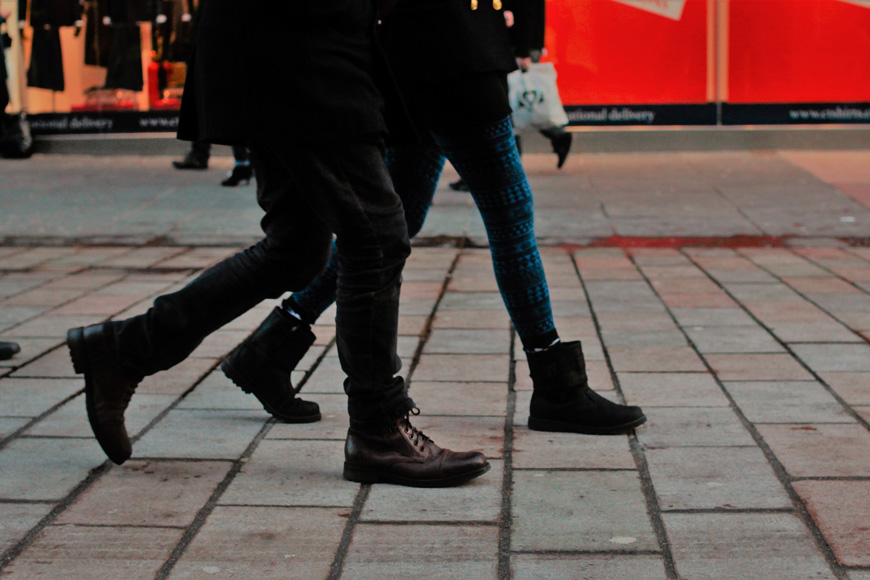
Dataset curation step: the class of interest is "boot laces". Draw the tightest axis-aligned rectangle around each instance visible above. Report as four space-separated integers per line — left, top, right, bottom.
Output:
400 409 430 452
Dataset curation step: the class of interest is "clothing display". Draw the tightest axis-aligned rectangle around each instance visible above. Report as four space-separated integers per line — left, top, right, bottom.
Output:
104 24 143 91
27 26 65 91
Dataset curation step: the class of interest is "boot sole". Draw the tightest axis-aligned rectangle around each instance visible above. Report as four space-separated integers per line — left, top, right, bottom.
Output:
528 414 647 435
67 327 131 465
221 359 322 424
343 461 491 488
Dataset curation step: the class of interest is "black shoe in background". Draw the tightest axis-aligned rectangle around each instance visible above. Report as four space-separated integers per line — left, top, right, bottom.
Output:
221 164 253 186
0 341 20 361
449 178 469 192
172 151 209 170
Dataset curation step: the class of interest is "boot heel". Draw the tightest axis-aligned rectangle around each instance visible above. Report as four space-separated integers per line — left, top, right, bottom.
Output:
343 463 381 484
67 327 87 375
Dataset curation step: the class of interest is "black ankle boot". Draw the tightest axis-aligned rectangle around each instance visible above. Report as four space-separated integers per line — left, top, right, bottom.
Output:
172 151 209 170
526 341 646 435
221 307 321 423
221 164 253 187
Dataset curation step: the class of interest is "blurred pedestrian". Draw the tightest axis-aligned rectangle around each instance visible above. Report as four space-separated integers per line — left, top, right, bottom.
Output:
221 0 645 438
66 0 490 489
173 140 253 186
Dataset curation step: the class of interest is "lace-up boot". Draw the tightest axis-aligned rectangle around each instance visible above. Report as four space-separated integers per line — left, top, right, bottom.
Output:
67 324 140 464
343 413 490 487
222 307 320 423
527 341 646 435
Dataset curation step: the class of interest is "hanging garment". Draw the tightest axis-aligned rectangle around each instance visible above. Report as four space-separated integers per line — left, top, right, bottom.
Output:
104 24 143 90
30 0 82 28
27 26 65 91
84 0 111 66
108 0 155 24
1 17 9 111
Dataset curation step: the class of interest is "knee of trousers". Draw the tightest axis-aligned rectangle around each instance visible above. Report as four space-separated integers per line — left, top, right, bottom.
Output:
246 237 333 296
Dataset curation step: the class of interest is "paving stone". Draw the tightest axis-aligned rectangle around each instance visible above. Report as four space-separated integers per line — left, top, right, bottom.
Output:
398 314 428 336
6 314 99 339
411 415 506 460
2 525 183 580
769 322 864 343
0 377 82 417
57 460 231 527
0 438 106 500
646 447 790 510
342 523 497 580
0 417 29 439
362 460 502 522
512 470 657 552
723 381 854 423
608 346 706 372
706 353 815 381
9 347 79 378
783 277 862 294
26 393 176 438
847 572 870 580
168 506 345 579
176 370 264 411
512 427 636 470
758 424 870 477
793 480 870 567
190 329 251 359
407 381 507 416
511 554 668 580
302 355 355 394
791 343 870 372
51 294 145 316
618 372 729 407
602 330 689 347
685 325 785 353
137 357 218 396
637 407 756 448
3 287 87 307
597 311 680 332
266 394 349 441
133 409 267 460
423 328 511 354
220 439 357 507
0 503 53 554
413 354 510 383
856 406 870 422
0 337 63 369
669 307 761 327
438 291 506 311
664 513 835 580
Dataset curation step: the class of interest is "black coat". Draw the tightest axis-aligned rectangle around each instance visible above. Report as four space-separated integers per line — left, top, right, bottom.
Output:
178 0 386 145
379 0 516 82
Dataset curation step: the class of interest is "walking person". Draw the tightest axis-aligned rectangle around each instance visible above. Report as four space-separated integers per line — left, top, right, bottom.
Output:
66 0 490 488
173 140 254 186
221 0 645 436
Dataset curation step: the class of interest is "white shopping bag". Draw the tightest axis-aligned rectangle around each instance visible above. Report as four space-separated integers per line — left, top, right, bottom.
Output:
508 62 570 133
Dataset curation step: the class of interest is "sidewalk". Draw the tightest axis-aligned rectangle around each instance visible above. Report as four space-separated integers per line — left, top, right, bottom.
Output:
1 149 869 579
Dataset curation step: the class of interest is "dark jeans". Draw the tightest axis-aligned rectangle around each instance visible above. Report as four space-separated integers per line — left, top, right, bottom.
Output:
110 137 414 427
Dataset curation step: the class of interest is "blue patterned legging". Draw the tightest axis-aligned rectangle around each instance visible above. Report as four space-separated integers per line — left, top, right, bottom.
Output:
286 116 557 350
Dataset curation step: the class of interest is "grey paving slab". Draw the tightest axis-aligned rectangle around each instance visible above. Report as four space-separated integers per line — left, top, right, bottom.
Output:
607 346 707 372
411 415 506 460
669 307 762 328
25 393 177 438
266 394 349 441
412 354 510 383
768 322 864 343
723 381 855 424
0 503 53 554
362 460 502 522
601 330 689 347
794 480 870 567
511 555 668 580
0 417 28 439
1 525 184 580
302 355 355 394
137 357 218 396
439 291 507 311
167 506 346 580
5 314 99 339
757 424 870 478
220 439 357 507
512 470 657 552
9 347 78 378
0 437 106 500
664 513 836 580
706 353 815 381
618 372 730 408
0 377 82 417
685 325 785 354
512 427 636 470
636 407 756 448
407 381 507 416
422 328 511 355
646 447 790 511
791 343 870 372
176 370 264 411
342 523 498 580
57 460 231 527
132 409 267 460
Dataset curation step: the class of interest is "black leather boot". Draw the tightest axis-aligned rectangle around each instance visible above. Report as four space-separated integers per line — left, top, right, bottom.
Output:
221 307 321 423
221 164 253 186
343 413 491 487
172 151 209 170
67 325 139 464
527 341 646 435
0 341 20 360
